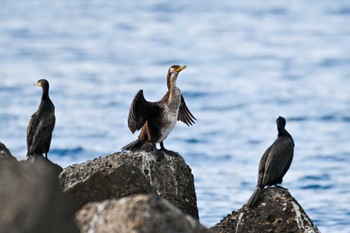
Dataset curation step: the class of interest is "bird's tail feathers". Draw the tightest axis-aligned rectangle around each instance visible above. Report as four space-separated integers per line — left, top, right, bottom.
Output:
246 187 263 208
122 139 144 152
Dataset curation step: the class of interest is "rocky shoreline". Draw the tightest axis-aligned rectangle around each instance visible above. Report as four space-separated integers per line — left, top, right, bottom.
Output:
0 142 320 233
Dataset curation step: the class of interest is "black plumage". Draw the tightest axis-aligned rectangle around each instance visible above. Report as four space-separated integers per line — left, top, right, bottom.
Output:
26 79 56 159
122 65 196 159
246 116 294 207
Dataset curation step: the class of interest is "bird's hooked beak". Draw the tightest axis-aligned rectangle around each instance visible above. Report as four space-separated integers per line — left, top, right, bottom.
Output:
34 80 42 87
175 65 187 73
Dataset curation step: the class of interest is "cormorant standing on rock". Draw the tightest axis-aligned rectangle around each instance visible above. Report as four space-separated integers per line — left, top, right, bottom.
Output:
246 116 294 208
26 79 56 159
122 65 196 160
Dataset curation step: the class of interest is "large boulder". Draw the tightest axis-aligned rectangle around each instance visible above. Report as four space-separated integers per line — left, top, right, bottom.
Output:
210 187 320 233
0 160 79 233
59 151 199 219
76 194 210 233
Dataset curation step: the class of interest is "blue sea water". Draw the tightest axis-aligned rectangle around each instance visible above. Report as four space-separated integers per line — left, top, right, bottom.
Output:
1 0 350 231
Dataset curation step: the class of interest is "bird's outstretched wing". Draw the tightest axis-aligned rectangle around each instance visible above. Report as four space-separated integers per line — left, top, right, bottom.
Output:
178 95 196 126
127 90 160 133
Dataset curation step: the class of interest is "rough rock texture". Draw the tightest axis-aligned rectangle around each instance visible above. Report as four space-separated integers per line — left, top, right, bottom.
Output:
0 160 79 233
211 187 320 233
76 194 210 233
0 142 16 161
61 162 155 208
59 151 199 219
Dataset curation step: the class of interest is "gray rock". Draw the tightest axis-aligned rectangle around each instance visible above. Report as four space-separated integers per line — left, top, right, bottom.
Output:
61 162 155 208
210 187 320 233
0 160 79 233
0 142 16 161
59 151 199 219
76 194 211 233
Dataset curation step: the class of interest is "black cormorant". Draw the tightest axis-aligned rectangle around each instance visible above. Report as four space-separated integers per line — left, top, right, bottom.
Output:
26 79 56 159
122 65 196 159
246 116 294 207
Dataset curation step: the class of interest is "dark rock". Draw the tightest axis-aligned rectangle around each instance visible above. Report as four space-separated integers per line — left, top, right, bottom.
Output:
210 187 320 233
59 151 199 219
0 142 16 161
76 194 211 233
0 160 79 233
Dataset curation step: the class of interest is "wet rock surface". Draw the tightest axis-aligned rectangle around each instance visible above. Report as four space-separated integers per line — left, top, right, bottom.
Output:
210 187 320 233
59 151 199 219
0 159 78 233
76 194 210 233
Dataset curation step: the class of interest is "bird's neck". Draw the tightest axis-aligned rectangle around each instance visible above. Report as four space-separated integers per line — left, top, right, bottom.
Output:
167 73 178 89
278 127 289 137
166 73 179 103
41 86 50 100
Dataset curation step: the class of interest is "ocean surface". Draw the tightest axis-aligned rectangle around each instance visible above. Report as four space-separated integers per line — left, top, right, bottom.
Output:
1 0 350 231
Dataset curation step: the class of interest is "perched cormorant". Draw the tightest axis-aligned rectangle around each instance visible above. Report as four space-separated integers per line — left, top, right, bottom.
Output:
246 116 294 208
26 79 56 159
122 65 196 160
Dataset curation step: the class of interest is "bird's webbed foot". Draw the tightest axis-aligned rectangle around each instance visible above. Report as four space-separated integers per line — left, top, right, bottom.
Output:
274 184 288 190
161 148 179 157
155 149 165 161
159 142 179 157
141 143 167 161
147 143 164 161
